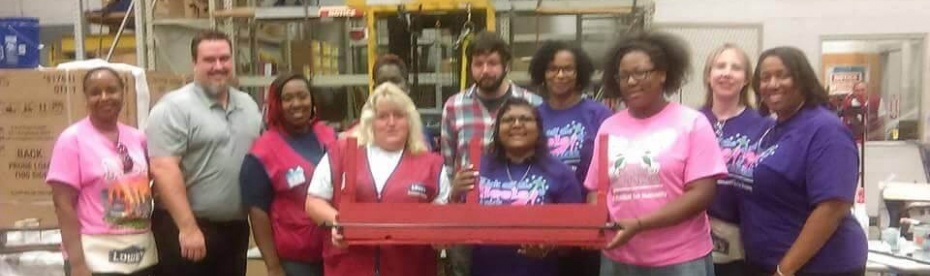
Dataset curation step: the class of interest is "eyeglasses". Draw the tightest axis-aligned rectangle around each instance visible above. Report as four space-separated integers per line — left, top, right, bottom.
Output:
500 115 537 126
617 69 655 82
546 66 576 76
116 141 133 174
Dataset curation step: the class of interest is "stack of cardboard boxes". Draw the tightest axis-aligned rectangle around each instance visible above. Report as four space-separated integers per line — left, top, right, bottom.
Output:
288 40 340 77
0 69 187 236
313 41 340 76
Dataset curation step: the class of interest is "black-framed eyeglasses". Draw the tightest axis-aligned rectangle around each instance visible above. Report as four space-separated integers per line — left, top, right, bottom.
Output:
116 141 133 174
545 66 577 76
500 115 537 126
617 69 655 82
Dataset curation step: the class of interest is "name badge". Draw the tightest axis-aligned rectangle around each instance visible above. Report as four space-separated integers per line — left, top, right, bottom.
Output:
407 183 428 199
286 166 306 189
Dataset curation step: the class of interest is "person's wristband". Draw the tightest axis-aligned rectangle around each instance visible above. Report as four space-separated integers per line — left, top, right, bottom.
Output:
776 265 792 276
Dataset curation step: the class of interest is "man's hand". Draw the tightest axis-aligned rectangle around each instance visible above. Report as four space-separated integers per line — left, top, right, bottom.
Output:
179 226 206 261
452 165 478 199
605 218 642 250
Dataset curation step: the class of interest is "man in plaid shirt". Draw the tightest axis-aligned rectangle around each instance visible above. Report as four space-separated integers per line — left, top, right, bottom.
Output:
441 31 542 190
440 31 542 276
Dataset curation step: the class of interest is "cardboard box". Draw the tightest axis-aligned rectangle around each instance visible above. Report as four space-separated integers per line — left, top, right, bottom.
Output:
110 51 137 66
0 69 186 229
311 41 322 54
287 40 313 77
154 0 187 18
0 69 136 222
154 0 209 19
146 72 189 106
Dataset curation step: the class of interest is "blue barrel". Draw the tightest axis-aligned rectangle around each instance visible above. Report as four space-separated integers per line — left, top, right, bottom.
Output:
0 17 40 68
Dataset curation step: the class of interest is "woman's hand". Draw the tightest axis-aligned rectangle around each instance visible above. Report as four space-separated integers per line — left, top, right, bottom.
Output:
331 224 348 248
605 218 643 249
451 165 478 199
517 245 554 259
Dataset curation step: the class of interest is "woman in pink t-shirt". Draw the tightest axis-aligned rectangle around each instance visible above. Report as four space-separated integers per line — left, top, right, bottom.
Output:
583 32 727 275
46 67 157 276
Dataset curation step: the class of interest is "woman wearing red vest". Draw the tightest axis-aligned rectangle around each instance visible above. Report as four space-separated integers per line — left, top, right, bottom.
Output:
305 82 451 276
240 74 336 276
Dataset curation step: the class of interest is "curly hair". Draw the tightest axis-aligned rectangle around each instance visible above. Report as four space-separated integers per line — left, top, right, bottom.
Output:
264 73 315 131
751 46 828 116
601 31 692 98
528 41 595 93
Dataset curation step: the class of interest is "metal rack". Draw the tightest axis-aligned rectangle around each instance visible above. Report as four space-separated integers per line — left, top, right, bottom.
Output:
71 0 650 76
68 0 650 120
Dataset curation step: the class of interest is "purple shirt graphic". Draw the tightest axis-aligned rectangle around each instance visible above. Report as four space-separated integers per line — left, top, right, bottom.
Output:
539 99 613 186
741 106 867 273
699 107 772 223
471 153 583 276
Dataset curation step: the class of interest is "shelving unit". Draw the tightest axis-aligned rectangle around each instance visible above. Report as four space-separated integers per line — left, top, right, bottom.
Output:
63 0 650 122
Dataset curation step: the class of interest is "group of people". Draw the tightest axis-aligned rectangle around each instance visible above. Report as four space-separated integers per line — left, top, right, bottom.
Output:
46 28 867 276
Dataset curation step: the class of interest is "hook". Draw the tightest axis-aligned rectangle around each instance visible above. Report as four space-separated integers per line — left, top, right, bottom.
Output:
462 2 475 33
466 3 472 23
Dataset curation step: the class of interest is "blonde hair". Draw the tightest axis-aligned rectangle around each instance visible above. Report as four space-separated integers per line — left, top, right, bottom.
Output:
702 43 754 108
354 82 428 154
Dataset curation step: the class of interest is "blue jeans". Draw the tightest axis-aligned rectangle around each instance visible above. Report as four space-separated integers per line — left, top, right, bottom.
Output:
281 260 323 276
600 253 714 276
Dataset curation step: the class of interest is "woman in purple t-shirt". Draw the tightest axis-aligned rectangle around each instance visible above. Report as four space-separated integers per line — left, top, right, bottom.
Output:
451 98 584 276
530 40 613 276
699 44 771 276
741 47 867 276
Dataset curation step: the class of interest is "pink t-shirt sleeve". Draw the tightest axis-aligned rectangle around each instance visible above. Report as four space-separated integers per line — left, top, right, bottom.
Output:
583 120 611 191
684 116 727 184
46 130 81 189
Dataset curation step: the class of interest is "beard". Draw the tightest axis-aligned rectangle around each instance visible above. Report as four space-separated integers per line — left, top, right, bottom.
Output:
202 82 229 98
475 74 506 94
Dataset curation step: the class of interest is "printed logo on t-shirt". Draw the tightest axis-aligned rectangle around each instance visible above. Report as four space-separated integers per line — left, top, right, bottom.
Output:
100 157 152 230
108 245 146 264
717 133 772 191
546 121 586 171
606 130 676 202
479 175 549 206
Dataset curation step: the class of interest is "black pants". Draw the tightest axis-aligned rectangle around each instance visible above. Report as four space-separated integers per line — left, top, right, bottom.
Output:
558 248 600 276
747 263 865 276
714 261 747 276
152 208 250 276
64 261 155 276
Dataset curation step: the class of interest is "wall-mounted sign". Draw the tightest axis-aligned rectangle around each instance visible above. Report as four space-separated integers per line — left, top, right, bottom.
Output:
827 65 867 95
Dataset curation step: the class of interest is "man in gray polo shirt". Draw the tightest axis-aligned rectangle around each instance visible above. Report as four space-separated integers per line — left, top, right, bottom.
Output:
146 30 261 276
